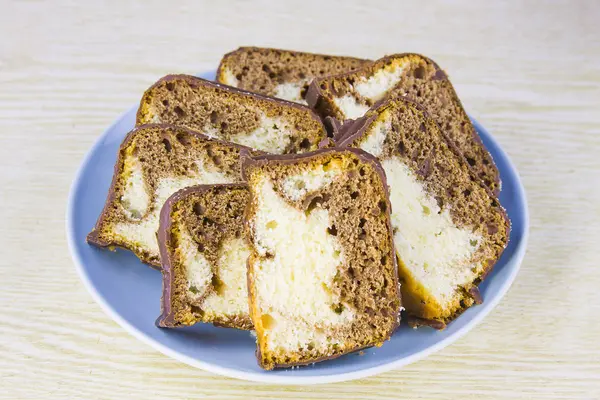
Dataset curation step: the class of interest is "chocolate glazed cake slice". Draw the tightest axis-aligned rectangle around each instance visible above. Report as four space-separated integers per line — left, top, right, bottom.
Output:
157 184 252 329
337 98 509 328
87 124 257 267
306 53 500 194
137 75 328 154
217 47 370 104
242 148 401 370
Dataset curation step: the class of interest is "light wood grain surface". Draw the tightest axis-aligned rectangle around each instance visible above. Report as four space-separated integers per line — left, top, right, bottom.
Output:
1 0 599 398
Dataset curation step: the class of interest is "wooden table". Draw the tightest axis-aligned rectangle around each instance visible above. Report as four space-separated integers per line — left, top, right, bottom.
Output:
2 1 599 398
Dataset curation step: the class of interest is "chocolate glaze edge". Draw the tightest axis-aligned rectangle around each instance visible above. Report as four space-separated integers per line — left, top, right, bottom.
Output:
216 47 371 85
135 74 328 136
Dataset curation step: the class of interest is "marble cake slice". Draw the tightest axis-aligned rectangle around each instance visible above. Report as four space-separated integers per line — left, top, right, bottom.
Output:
87 124 255 267
216 47 370 105
242 148 401 370
306 53 500 194
157 184 252 330
337 98 509 328
137 75 328 154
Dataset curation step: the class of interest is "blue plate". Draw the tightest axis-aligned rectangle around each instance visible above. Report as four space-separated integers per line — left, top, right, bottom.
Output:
66 71 529 384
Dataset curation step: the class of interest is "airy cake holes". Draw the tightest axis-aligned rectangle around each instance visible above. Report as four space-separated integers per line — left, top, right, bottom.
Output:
174 106 185 118
299 138 311 150
193 202 204 216
413 66 426 79
175 133 189 145
162 139 172 153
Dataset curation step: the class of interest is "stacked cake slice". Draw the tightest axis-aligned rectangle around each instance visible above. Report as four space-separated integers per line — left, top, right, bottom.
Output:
242 149 400 369
87 124 250 267
337 98 509 327
89 77 328 266
137 75 327 154
217 47 370 104
87 46 509 370
157 184 252 329
306 53 501 194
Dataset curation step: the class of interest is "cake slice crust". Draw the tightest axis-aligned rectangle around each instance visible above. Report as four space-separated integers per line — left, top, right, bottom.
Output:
242 148 400 369
157 184 252 330
137 75 327 154
87 124 254 267
217 47 370 104
306 53 500 194
338 98 509 327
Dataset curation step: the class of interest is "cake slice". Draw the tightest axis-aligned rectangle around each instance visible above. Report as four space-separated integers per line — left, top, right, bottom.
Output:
87 124 255 267
306 53 500 194
137 75 327 154
337 98 509 328
216 47 370 104
157 184 252 329
242 148 400 369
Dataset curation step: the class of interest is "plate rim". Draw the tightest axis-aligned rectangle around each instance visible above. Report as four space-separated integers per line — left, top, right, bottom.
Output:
66 100 529 385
